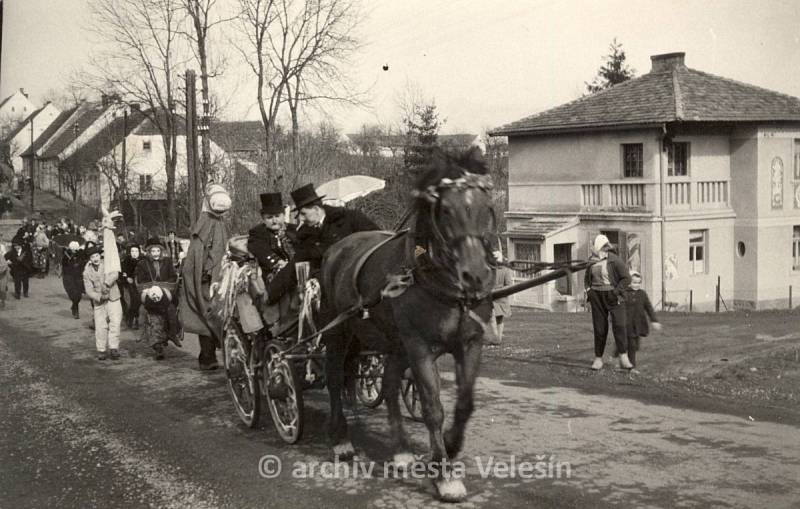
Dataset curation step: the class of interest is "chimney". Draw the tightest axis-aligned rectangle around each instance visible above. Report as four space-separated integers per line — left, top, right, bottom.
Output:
19 87 28 98
650 52 686 73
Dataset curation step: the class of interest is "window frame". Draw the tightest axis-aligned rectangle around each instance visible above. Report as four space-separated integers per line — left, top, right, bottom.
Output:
139 174 153 192
143 140 152 151
793 226 800 271
667 141 690 177
793 140 800 180
622 143 644 178
689 229 707 275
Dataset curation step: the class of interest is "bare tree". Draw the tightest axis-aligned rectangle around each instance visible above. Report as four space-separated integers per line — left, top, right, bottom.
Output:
85 0 188 230
271 0 363 173
180 0 236 182
234 0 283 160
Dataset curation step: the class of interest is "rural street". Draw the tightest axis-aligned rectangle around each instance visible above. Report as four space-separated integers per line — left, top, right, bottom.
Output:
1 277 798 508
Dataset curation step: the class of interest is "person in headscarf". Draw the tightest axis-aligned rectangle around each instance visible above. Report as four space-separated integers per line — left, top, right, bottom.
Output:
179 183 231 370
584 234 633 370
62 240 86 318
32 224 49 276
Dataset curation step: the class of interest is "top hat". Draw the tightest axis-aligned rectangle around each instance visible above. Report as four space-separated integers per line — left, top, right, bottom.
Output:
290 184 325 211
259 192 284 215
85 245 103 258
145 237 165 251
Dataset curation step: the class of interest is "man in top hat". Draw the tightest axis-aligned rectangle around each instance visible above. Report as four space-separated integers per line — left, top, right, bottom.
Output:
265 183 378 305
248 193 295 283
135 236 181 358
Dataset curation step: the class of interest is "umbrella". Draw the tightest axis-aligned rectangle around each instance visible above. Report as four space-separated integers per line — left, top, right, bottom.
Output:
316 176 385 205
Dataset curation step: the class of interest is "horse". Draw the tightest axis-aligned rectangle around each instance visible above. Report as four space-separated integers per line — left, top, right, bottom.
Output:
320 147 497 502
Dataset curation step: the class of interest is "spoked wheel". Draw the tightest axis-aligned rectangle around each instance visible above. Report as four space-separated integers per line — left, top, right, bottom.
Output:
401 372 424 422
222 323 260 429
261 340 304 444
356 354 385 408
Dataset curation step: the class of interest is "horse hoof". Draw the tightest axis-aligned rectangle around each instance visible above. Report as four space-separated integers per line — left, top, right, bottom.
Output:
392 452 415 469
333 442 356 461
434 477 467 503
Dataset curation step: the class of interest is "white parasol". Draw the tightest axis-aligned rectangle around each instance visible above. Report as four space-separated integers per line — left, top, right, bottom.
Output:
316 176 385 206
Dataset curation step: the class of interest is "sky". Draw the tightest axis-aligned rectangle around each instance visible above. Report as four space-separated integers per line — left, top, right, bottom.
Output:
2 0 800 136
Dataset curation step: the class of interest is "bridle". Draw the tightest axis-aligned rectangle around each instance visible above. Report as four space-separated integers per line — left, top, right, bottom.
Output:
412 172 496 305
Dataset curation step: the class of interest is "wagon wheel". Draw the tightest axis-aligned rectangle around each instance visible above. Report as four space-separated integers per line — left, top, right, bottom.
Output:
222 323 261 429
261 340 304 444
401 374 424 422
356 354 385 408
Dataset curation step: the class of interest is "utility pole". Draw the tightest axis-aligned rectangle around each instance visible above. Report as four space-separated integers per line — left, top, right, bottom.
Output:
29 116 34 211
185 70 201 225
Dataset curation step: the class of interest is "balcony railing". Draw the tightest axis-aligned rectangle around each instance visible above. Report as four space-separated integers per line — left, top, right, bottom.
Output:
581 184 602 207
696 180 728 207
609 183 646 208
666 181 691 207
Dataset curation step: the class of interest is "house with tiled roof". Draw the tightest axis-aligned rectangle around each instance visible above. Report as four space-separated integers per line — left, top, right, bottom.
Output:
491 52 800 311
1 102 61 175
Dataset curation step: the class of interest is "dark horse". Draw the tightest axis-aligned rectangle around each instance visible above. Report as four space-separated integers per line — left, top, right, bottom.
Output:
320 147 496 502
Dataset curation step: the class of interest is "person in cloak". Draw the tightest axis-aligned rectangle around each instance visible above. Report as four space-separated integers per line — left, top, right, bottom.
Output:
179 183 231 371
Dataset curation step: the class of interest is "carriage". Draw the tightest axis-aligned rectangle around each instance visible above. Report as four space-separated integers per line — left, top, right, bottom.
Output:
217 235 401 443
218 233 592 443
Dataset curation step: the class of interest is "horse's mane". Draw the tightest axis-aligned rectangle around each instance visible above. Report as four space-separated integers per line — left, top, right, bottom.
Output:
413 147 489 193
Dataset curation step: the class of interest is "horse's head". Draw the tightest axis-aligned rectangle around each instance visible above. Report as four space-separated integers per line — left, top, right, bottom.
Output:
413 148 496 298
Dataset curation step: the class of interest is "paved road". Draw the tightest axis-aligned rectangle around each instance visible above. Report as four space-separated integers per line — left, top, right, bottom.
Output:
1 277 798 508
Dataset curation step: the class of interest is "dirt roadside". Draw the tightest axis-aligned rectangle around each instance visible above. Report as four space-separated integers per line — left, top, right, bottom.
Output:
481 307 800 422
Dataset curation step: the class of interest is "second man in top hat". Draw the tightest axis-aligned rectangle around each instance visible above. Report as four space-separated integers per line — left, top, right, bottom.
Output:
248 192 295 284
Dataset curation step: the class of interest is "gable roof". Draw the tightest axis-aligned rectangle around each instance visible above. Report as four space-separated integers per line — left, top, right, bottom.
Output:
61 109 147 168
2 109 40 143
492 52 800 136
39 102 110 159
210 120 264 155
132 110 187 136
20 107 79 157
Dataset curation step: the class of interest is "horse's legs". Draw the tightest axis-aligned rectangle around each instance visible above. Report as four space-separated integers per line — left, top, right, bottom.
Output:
325 330 355 460
444 338 482 459
383 353 413 465
408 350 466 501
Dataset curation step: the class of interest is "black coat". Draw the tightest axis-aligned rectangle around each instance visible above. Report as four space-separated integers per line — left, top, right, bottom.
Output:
248 223 295 274
135 257 177 287
61 250 85 301
5 247 34 278
294 206 379 269
625 289 658 339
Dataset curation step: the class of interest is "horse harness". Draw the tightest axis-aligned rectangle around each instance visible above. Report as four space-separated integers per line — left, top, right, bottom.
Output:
293 172 497 344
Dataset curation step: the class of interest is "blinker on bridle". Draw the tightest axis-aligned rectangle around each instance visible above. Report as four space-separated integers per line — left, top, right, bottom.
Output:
412 172 496 302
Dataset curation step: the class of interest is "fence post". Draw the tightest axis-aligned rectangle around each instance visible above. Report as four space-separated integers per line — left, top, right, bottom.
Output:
689 290 693 312
715 276 720 313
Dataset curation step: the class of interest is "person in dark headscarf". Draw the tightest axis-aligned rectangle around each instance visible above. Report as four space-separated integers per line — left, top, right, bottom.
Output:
179 183 231 370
